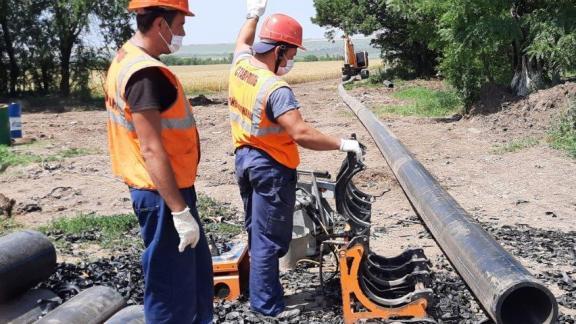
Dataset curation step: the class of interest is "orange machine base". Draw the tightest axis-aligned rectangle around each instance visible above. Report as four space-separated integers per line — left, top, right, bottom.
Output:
339 244 431 324
212 242 249 301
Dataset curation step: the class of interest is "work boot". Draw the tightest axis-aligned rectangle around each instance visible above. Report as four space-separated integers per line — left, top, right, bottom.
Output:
276 308 301 319
252 308 301 321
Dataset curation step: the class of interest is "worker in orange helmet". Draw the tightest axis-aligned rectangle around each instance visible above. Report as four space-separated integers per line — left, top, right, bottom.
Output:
104 0 213 323
229 0 364 318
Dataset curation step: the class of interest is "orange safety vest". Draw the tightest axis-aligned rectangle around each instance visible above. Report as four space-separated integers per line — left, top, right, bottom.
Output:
228 57 300 169
105 41 200 189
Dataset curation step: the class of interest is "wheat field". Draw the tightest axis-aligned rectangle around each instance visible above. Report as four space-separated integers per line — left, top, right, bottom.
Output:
93 60 382 96
172 60 346 94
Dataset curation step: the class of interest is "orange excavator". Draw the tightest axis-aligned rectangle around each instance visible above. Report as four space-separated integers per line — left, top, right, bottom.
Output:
342 35 369 81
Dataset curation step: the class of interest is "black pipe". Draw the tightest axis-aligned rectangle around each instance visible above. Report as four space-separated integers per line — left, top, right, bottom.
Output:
0 289 60 324
105 305 145 324
338 84 558 324
37 286 126 324
0 230 56 303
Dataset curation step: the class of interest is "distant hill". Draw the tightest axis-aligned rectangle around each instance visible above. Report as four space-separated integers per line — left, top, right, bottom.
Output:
176 38 380 60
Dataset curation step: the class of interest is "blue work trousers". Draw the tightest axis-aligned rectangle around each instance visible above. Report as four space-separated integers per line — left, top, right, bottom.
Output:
234 147 297 316
130 187 214 324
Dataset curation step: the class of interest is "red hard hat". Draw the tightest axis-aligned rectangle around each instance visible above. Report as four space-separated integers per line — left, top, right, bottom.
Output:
128 0 195 16
259 14 306 50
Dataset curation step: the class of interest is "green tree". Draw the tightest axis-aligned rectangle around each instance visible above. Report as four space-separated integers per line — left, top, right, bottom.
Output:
312 0 440 77
436 0 516 102
303 54 319 62
22 2 59 94
0 0 53 95
0 0 133 97
0 0 27 95
49 0 95 96
514 0 576 94
0 37 6 95
313 0 576 103
95 0 133 51
438 0 576 100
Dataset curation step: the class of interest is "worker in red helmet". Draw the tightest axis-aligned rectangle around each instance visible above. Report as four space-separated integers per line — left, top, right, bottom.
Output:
229 0 364 318
105 0 213 322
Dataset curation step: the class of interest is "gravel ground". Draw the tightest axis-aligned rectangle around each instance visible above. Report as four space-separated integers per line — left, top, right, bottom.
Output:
3 78 575 322
32 216 576 323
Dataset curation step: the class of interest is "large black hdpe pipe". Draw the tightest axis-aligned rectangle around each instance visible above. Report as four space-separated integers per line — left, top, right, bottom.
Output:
338 83 558 324
36 286 126 324
105 305 145 324
0 230 57 303
0 289 61 324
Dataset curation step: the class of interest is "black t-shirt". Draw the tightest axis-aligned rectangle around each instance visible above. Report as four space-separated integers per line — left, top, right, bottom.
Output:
125 67 177 113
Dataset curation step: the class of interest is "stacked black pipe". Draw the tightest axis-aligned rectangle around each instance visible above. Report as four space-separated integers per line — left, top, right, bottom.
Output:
0 230 56 303
0 230 136 323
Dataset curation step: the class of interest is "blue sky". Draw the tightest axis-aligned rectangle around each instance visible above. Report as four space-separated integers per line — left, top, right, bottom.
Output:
184 1 331 44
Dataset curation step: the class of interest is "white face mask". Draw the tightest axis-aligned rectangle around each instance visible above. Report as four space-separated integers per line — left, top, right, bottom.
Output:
159 19 183 54
276 59 294 76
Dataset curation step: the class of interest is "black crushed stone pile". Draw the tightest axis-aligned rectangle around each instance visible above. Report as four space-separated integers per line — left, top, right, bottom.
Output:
37 225 236 306
35 220 576 322
37 249 144 305
429 257 491 323
437 221 576 323
208 233 233 255
213 264 344 324
189 94 220 106
483 223 576 269
482 222 576 321
389 218 576 322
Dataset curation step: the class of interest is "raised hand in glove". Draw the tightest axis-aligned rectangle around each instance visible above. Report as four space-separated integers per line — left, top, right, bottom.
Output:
172 207 200 252
247 0 268 18
340 139 363 161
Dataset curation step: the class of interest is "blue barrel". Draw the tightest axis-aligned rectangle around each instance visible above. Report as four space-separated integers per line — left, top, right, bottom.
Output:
0 104 10 145
8 102 22 138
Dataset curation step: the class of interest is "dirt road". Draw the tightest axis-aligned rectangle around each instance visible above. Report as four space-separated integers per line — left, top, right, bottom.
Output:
2 78 575 317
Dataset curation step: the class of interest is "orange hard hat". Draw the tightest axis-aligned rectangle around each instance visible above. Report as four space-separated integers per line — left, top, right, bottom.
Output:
128 0 195 16
259 14 306 50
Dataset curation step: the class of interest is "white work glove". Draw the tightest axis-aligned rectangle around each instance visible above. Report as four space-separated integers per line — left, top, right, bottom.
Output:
247 0 268 18
340 139 363 161
172 207 200 252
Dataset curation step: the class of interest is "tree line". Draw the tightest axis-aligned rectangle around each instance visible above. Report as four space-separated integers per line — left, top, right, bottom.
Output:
161 53 344 66
0 0 132 98
6 0 573 102
313 0 576 104
0 0 348 99
161 54 234 66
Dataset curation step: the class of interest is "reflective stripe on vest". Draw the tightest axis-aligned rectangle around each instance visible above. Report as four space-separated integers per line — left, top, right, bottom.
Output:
229 76 283 136
108 109 135 132
108 56 197 132
228 57 299 169
106 41 200 190
115 55 150 111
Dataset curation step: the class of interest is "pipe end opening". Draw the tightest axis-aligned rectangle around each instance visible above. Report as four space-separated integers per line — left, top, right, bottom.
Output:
499 285 557 324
